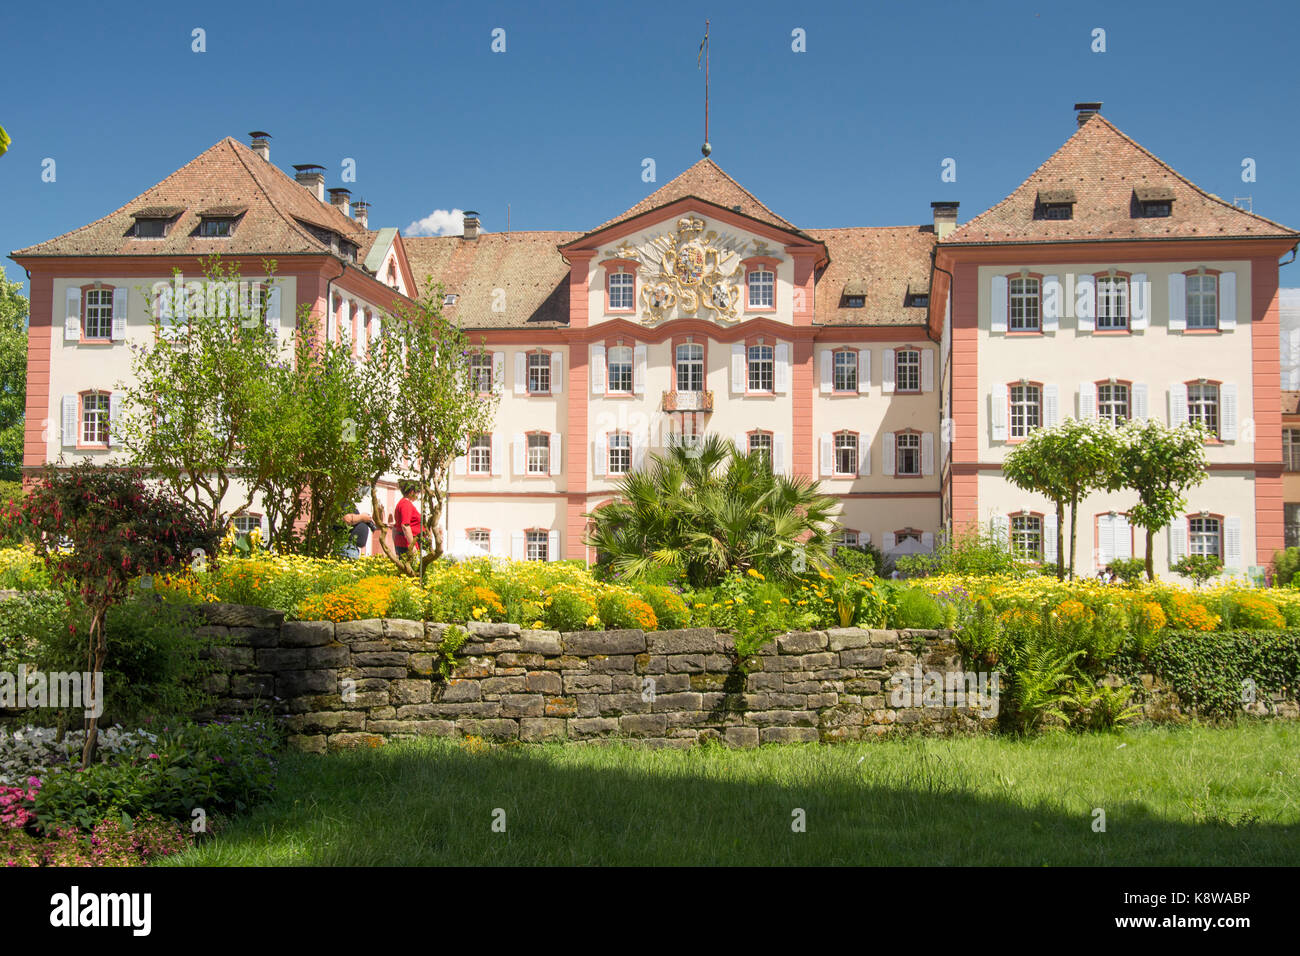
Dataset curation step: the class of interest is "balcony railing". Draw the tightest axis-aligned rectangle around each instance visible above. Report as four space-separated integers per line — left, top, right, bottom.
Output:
662 389 714 412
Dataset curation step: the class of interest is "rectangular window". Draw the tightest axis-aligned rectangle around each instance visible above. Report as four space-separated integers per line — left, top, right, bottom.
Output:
134 218 168 238
833 531 859 555
609 273 634 310
676 343 704 392
199 218 234 237
526 530 549 561
1097 382 1130 424
1008 277 1040 331
895 350 921 392
527 433 550 475
608 433 631 474
527 352 551 394
1187 383 1219 437
748 431 773 466
834 433 857 475
1286 504 1300 550
232 514 261 535
468 353 492 392
1285 429 1300 472
832 351 857 391
1096 277 1129 330
468 434 491 474
1188 516 1221 558
1009 383 1041 439
895 432 920 476
748 270 774 308
468 529 491 549
1010 515 1043 561
607 346 633 393
84 289 113 339
747 345 774 392
1186 274 1218 330
82 393 110 445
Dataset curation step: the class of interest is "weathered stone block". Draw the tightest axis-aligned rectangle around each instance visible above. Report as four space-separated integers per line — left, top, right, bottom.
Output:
568 717 620 738
440 679 482 702
651 692 702 712
230 673 275 698
281 621 335 647
367 719 454 736
619 713 668 736
353 651 408 667
588 654 636 673
545 696 578 717
500 694 544 718
305 644 350 668
778 631 828 654
327 732 385 751
869 629 900 647
520 631 562 655
199 603 286 629
227 627 281 648
564 673 612 694
467 621 521 638
827 627 873 651
287 734 327 754
210 645 255 668
519 717 566 742
598 693 651 716
456 718 519 739
841 647 887 668
525 671 563 694
563 630 646 655
256 647 307 670
725 726 759 748
482 675 528 695
335 619 384 642
497 653 545 668
644 628 717 654
667 654 706 673
383 619 425 641
390 679 432 705
277 669 338 697
759 726 819 743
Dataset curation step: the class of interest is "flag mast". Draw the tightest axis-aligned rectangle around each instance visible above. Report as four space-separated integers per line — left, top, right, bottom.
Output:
700 20 711 157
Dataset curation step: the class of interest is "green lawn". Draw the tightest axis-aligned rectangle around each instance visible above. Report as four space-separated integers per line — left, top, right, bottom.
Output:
166 723 1300 866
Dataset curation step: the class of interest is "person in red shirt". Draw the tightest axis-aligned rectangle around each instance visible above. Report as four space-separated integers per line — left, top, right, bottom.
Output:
391 481 423 556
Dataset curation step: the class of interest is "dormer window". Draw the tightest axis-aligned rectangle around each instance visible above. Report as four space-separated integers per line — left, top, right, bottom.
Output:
1133 186 1174 218
905 282 930 309
134 218 169 238
199 218 235 237
845 296 865 308
1034 189 1075 220
842 279 868 309
129 205 182 239
1137 201 1171 218
443 293 458 306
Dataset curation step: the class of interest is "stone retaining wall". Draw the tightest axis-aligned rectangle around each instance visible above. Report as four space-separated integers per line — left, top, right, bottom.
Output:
194 604 995 752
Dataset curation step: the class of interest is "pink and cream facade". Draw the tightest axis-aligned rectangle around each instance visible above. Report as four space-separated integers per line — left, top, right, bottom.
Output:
13 107 1299 576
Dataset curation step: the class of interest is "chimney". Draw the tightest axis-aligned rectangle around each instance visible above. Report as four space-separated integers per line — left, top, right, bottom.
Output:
931 201 960 240
248 131 272 161
463 210 480 240
1074 102 1102 128
293 164 326 202
328 188 351 217
352 199 370 229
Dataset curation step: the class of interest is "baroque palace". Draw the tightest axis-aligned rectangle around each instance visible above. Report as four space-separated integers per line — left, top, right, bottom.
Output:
11 104 1298 577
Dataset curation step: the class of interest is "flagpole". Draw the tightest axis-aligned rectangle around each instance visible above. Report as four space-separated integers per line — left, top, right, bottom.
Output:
701 20 711 157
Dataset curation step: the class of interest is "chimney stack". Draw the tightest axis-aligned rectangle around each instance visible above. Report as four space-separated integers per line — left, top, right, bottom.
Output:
248 131 272 161
328 188 351 217
463 210 480 240
293 164 326 202
352 199 370 229
931 201 960 240
1074 102 1102 128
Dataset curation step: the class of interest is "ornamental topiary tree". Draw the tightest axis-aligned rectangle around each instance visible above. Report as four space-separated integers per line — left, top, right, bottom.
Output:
0 461 218 767
1116 419 1210 581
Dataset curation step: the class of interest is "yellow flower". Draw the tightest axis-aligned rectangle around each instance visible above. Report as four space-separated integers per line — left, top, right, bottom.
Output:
694 603 707 609
780 598 790 604
746 569 765 581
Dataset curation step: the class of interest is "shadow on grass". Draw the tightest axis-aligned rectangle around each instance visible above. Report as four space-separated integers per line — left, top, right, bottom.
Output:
165 736 1300 866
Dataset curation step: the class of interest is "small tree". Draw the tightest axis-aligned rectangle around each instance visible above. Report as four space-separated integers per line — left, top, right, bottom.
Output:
1 462 217 767
1173 553 1223 587
1116 419 1209 581
1003 417 1123 579
0 265 29 481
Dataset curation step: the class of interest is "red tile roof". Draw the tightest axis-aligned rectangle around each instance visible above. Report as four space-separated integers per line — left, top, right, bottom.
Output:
944 115 1299 245
807 226 937 327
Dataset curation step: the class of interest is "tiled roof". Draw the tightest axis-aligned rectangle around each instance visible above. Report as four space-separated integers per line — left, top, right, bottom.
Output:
583 159 799 236
944 115 1299 245
403 231 581 329
12 137 372 258
806 226 938 327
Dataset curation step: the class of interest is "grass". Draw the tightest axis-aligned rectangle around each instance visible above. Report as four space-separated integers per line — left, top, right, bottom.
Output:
165 723 1300 866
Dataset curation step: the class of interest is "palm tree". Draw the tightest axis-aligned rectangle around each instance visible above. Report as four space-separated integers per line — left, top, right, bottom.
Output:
585 435 838 586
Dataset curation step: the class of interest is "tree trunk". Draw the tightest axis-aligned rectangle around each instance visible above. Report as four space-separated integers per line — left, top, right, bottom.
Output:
1056 502 1066 580
1068 498 1079 580
1145 528 1155 581
80 606 107 770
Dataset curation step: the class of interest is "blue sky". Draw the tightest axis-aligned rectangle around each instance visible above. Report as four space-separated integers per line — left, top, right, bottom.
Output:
3 0 1298 295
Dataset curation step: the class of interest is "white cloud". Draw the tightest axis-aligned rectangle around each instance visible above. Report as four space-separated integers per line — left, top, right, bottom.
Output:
404 208 484 237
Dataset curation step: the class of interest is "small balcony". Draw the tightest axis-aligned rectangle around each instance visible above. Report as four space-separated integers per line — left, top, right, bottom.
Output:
662 389 714 412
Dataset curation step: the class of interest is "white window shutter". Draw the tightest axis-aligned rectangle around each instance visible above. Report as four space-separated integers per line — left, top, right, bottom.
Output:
547 529 560 562
1169 522 1188 564
260 514 271 542
514 353 527 395
65 288 80 341
857 350 870 392
1169 383 1189 426
820 434 834 476
111 288 128 340
1078 381 1097 419
1168 273 1187 331
62 394 77 447
454 453 467 476
1224 516 1243 568
1097 514 1115 565
734 431 747 453
882 532 897 552
882 348 896 393
921 532 934 552
858 439 870 476
550 352 564 394
632 433 647 470
511 531 525 561
266 288 282 336
1076 274 1095 332
992 513 1009 544
882 431 896 476
491 434 504 476
990 275 1008 333
1044 512 1059 564
990 384 1008 441
512 434 526 476
1043 384 1060 428
1114 514 1133 561
921 349 934 392
730 343 745 394
1220 383 1239 441
860 532 871 546
921 432 934 475
1130 273 1149 330
1133 383 1149 421
1042 275 1061 332
590 344 606 395
492 351 504 392
633 344 647 394
593 435 607 476
819 350 832 394
1219 271 1237 330
489 529 502 555
108 394 122 447
550 432 562 475
773 433 787 475
774 343 790 394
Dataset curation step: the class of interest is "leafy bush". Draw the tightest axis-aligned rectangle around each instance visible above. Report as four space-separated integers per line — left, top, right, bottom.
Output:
0 547 51 591
832 545 876 578
3 813 191 867
634 584 690 630
1272 547 1300 587
886 586 947 629
1173 554 1224 587
1217 591 1286 631
1105 558 1147 584
895 528 1029 579
541 584 600 631
597 590 658 631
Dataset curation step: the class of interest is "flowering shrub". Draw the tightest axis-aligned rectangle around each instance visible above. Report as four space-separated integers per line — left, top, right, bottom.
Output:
0 725 158 787
0 778 39 830
2 812 190 867
0 546 51 591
